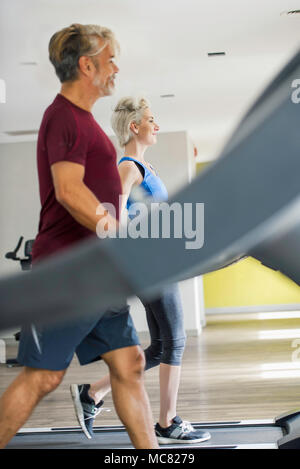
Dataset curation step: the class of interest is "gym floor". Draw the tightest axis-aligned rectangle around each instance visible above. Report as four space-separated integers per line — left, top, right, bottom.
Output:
1 313 300 428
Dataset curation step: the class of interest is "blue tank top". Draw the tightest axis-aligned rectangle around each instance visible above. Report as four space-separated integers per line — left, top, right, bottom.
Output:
118 157 168 212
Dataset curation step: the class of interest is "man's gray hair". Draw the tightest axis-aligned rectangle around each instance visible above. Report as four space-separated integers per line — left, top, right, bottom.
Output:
49 23 119 83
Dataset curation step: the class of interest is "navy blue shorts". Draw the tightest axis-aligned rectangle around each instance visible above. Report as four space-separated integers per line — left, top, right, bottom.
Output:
17 306 140 371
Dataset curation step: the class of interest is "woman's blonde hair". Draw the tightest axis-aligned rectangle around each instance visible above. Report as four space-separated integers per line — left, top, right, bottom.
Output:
49 23 119 83
111 96 150 147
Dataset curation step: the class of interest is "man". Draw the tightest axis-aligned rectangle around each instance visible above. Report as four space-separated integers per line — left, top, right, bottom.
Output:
0 23 158 449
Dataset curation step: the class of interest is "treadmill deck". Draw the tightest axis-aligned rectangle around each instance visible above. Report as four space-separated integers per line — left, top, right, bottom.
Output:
7 421 284 449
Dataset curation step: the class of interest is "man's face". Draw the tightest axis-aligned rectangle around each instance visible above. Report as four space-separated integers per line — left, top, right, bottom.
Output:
89 39 119 97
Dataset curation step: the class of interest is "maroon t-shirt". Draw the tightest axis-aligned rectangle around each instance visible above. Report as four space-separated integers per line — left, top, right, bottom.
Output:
32 94 121 263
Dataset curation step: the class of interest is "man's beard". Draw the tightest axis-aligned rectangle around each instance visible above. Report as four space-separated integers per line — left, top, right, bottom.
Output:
93 76 114 96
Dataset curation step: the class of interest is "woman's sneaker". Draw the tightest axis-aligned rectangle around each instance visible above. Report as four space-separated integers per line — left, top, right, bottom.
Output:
70 384 104 439
155 416 211 444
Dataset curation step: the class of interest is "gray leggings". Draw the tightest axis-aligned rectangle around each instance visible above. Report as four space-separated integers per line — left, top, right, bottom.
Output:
140 284 186 370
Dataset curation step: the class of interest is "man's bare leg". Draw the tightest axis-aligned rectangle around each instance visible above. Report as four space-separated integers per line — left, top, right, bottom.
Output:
102 345 158 449
88 364 182 428
0 367 66 448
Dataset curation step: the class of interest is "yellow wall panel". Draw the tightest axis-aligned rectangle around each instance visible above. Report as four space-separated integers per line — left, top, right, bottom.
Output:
196 162 300 309
203 257 300 308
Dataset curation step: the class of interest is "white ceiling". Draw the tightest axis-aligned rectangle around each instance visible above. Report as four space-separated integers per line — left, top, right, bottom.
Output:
0 0 300 159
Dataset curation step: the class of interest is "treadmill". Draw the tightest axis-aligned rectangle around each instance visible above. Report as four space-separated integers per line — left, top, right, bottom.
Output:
6 409 300 449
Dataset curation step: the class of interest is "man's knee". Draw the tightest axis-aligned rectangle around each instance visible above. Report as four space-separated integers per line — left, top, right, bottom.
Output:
104 346 145 383
131 348 145 377
23 367 66 396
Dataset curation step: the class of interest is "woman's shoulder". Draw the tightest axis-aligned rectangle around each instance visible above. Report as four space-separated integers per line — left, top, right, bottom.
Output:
118 158 144 182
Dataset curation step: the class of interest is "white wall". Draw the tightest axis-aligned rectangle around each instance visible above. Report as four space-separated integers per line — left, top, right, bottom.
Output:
0 141 40 276
0 132 205 337
0 141 40 338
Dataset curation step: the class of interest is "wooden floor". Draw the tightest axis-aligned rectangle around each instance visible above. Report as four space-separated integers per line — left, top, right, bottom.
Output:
1 313 300 428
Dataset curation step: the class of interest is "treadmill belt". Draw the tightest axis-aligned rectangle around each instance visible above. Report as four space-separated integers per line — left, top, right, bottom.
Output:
6 424 284 449
7 429 132 449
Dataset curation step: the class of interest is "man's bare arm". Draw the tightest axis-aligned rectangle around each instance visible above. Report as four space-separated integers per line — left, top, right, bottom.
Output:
51 161 117 234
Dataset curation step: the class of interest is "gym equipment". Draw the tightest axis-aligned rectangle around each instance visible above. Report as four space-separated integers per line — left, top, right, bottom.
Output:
5 236 34 272
2 237 33 367
6 409 300 449
4 332 21 368
0 49 299 331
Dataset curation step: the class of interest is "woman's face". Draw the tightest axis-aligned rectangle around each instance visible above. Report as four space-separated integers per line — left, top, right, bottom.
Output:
135 108 159 146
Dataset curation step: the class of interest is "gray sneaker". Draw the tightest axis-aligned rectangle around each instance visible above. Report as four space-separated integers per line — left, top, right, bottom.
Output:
155 416 211 444
70 384 104 439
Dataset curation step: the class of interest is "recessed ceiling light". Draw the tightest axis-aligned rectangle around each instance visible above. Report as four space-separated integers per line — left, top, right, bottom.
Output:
4 130 38 136
160 94 175 98
19 62 38 66
207 52 226 57
281 9 300 16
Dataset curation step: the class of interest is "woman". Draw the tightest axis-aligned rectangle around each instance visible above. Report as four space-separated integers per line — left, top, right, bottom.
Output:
71 97 210 445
